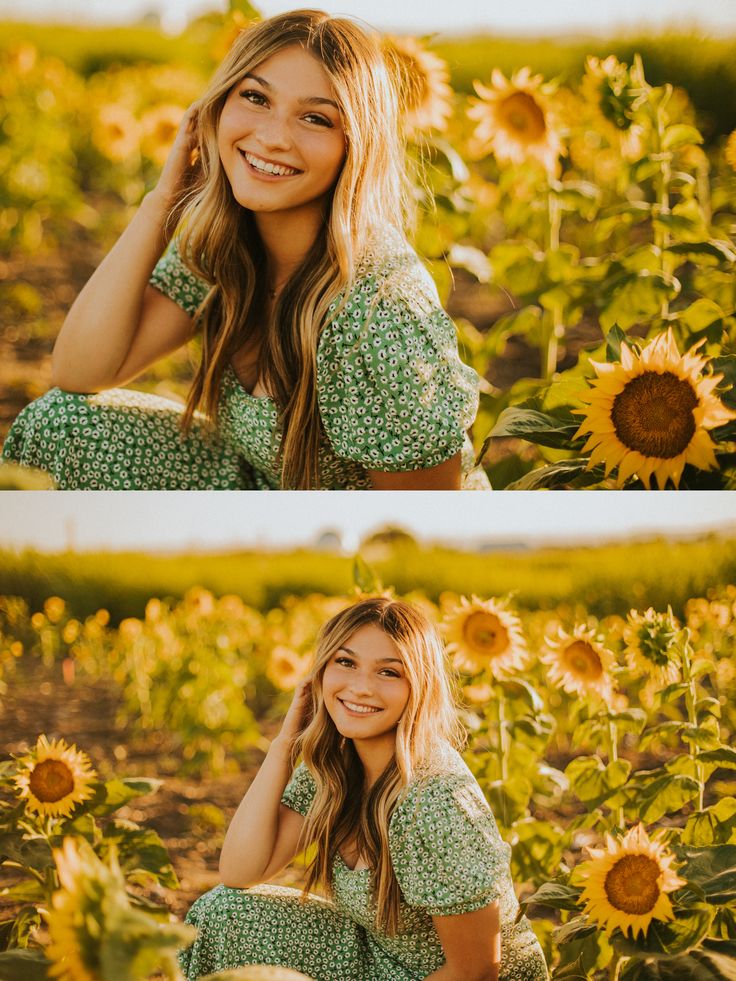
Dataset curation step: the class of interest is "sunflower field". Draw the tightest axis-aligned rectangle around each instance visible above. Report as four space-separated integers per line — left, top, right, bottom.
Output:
1 559 735 980
1 3 736 487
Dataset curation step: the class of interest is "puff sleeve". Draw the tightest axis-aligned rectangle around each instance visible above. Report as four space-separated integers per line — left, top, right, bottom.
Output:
389 774 512 916
149 238 210 317
280 762 317 817
317 267 480 473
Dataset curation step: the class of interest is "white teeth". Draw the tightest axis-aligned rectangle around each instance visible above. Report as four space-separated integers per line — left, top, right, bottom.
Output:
342 700 381 714
243 151 298 177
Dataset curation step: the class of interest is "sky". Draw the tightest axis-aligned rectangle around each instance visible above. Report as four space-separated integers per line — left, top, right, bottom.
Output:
1 491 734 553
3 0 735 35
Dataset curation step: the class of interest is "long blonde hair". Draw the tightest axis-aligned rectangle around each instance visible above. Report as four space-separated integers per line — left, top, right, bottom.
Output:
294 597 464 934
176 10 409 488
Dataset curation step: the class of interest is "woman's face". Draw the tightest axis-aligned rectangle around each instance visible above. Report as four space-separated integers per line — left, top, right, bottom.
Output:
321 623 411 744
217 44 346 217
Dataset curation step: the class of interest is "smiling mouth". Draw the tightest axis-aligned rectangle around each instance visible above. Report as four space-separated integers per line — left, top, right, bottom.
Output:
240 149 302 177
339 698 383 715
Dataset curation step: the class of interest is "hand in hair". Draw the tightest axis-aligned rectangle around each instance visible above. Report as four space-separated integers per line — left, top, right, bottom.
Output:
151 103 202 215
274 679 314 754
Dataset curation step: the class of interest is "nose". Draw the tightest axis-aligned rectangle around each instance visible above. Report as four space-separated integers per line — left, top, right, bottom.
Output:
256 112 293 152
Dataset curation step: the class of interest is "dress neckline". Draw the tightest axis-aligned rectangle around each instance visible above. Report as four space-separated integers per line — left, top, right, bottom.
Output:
225 365 274 404
336 852 371 875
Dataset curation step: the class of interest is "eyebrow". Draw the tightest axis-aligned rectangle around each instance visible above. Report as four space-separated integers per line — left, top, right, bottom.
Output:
243 72 340 111
337 645 403 665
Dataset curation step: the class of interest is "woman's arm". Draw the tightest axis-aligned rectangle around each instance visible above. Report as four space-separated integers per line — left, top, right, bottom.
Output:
424 901 501 981
368 452 462 490
50 108 199 393
218 681 312 888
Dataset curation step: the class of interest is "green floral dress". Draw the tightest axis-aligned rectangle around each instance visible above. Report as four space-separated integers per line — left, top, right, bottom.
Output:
180 747 548 981
1 226 489 490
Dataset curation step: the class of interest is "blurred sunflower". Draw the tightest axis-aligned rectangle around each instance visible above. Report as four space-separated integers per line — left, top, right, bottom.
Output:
576 824 686 939
382 35 453 137
624 608 681 705
44 596 66 624
575 329 736 488
141 103 186 167
443 596 527 677
541 625 616 701
93 104 141 162
15 735 96 819
267 645 310 691
46 838 195 981
582 55 645 159
468 67 563 174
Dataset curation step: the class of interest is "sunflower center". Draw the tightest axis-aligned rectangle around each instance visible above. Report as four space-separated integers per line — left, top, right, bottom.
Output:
500 92 546 139
563 641 603 679
29 759 75 803
463 612 510 657
604 854 661 915
611 371 698 459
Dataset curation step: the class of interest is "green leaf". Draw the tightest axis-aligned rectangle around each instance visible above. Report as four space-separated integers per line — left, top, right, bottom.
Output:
675 844 736 903
228 0 260 18
606 325 627 363
636 774 700 822
489 406 581 450
614 905 713 958
506 459 600 490
0 834 53 873
550 954 589 980
676 298 726 334
521 881 583 912
667 240 736 264
0 949 50 981
683 798 736 847
89 778 161 817
662 124 704 150
498 678 544 713
565 756 631 807
697 749 736 772
352 556 382 595
0 878 46 903
620 949 736 980
554 915 597 945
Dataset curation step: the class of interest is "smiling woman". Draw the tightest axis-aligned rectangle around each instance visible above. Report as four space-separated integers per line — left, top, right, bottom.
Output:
182 597 548 981
1 9 488 490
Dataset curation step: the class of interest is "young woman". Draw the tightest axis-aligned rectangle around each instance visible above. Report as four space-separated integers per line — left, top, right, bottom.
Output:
181 597 548 981
1 10 489 490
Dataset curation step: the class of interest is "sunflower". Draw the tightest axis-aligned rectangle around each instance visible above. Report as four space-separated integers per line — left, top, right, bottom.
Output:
442 596 527 677
581 55 645 159
467 67 563 174
46 838 196 981
574 329 736 489
576 824 686 939
382 35 454 137
93 104 141 162
140 103 185 167
541 625 616 701
15 735 96 819
267 645 310 691
624 608 681 705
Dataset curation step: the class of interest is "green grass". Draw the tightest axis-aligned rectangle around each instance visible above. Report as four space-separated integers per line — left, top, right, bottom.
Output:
0 533 732 622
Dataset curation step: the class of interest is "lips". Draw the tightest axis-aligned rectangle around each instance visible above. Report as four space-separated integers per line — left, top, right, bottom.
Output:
338 698 383 716
239 149 302 177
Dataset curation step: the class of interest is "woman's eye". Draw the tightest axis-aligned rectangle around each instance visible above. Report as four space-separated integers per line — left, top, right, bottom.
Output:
240 89 267 105
304 113 332 128
380 669 400 678
335 656 353 667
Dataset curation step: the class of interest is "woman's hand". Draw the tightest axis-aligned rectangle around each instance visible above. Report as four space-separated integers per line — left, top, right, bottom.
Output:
273 679 314 755
150 103 201 212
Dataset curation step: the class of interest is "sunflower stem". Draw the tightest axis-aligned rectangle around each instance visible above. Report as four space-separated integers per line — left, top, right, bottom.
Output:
681 630 705 812
498 688 510 785
607 717 625 832
609 951 624 981
543 185 563 379
652 94 672 321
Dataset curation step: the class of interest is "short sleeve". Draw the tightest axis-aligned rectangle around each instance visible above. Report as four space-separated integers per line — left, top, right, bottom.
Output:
149 238 210 317
280 762 317 817
317 266 480 473
389 774 512 916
